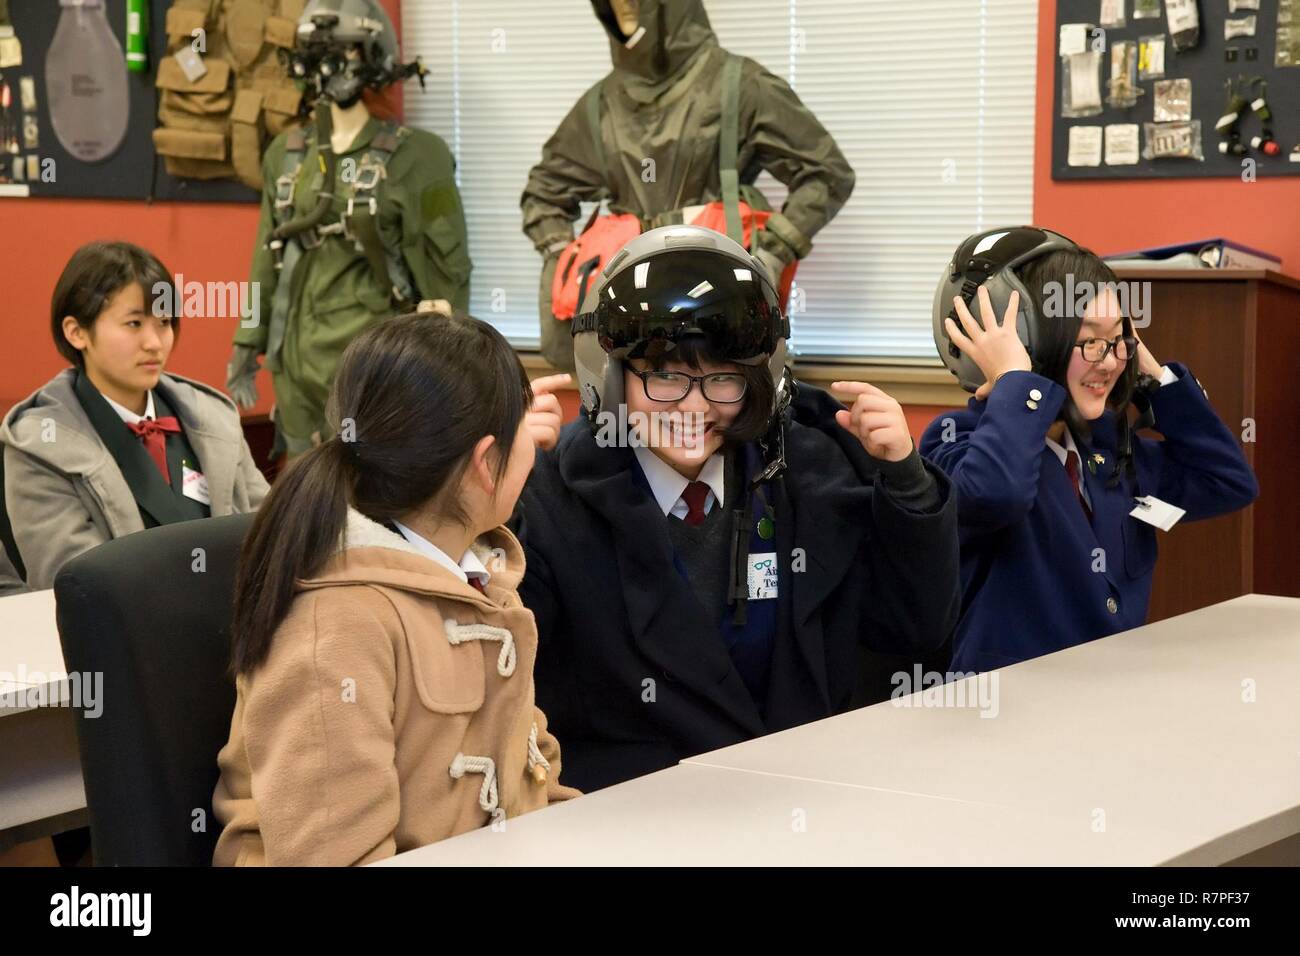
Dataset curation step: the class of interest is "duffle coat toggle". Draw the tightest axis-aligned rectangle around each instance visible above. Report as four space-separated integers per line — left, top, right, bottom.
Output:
443 618 517 677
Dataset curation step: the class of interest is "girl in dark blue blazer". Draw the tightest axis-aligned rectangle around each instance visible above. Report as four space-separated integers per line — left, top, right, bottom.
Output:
514 226 961 793
921 244 1257 673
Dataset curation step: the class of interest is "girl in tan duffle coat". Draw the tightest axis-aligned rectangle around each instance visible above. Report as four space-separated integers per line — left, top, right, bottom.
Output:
212 312 579 866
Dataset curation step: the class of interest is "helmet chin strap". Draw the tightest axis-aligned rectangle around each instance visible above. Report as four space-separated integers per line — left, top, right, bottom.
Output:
753 367 794 485
1130 373 1159 431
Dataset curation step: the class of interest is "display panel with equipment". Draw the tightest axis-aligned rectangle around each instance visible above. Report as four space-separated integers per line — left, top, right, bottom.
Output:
1053 0 1300 179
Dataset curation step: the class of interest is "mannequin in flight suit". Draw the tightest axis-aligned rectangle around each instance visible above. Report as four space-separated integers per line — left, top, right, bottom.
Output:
227 0 470 455
522 0 856 372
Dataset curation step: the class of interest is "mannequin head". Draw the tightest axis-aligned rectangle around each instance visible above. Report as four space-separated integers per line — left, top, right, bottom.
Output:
610 0 639 35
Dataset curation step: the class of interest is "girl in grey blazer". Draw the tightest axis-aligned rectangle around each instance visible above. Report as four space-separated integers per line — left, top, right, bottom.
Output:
1 241 267 590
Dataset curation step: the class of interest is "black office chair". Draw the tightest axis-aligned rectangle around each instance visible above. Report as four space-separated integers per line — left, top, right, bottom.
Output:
53 512 255 866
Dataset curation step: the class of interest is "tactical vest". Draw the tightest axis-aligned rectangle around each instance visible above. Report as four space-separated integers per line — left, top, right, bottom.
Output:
153 0 306 190
265 119 416 368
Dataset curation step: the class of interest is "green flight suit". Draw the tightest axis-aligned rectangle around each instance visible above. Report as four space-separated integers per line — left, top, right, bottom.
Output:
237 116 471 453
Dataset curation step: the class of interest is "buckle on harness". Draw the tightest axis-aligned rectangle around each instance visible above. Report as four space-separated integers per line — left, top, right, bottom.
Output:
273 173 296 212
351 162 385 192
342 196 379 242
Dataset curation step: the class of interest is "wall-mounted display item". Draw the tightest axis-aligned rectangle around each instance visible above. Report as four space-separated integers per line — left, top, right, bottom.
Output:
1060 24 1104 117
1278 0 1300 67
1166 0 1201 53
46 0 129 162
1154 77 1192 121
1108 39 1143 108
1134 0 1161 20
1104 122 1141 164
1143 119 1204 159
1139 34 1166 79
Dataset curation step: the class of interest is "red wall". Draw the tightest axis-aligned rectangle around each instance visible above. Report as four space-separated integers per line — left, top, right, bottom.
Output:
1034 0 1300 269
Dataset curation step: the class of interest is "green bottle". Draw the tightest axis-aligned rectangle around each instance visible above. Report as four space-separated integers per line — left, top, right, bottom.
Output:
126 0 147 72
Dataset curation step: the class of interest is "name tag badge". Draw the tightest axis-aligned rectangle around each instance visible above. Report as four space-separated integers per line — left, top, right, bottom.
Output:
747 552 778 601
1130 495 1185 531
182 465 211 505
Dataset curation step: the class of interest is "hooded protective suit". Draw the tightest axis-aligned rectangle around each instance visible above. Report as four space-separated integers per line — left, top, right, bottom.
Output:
521 0 855 370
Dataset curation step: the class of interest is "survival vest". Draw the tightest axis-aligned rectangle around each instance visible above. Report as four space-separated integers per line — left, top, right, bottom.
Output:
153 0 306 190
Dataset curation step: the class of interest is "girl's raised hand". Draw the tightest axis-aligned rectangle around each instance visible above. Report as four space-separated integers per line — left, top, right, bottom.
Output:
1131 326 1165 379
525 374 571 452
831 381 914 463
944 286 1032 400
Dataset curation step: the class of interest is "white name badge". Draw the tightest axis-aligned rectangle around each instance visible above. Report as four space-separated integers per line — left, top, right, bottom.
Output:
183 465 211 506
747 552 779 601
1130 495 1185 531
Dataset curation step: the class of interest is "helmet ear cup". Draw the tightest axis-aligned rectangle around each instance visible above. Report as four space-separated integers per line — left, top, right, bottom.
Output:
602 358 626 416
573 324 611 419
933 270 1036 392
934 226 1075 393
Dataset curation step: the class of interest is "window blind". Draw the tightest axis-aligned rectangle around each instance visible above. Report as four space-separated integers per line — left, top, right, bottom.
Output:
401 0 1037 359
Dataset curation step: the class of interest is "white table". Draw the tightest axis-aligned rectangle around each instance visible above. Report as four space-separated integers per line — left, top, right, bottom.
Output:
379 594 1300 866
0 589 87 848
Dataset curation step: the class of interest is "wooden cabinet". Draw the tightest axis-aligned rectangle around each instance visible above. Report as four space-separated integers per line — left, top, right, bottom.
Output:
1110 267 1300 621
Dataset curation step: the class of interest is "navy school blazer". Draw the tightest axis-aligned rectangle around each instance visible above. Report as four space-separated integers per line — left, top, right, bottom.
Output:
513 383 961 792
919 364 1258 673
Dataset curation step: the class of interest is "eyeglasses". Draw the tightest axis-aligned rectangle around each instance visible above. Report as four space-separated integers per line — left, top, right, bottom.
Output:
628 368 749 404
1075 335 1136 364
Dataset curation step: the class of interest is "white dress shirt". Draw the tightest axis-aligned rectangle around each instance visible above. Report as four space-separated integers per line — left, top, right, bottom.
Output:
103 390 157 425
632 445 726 519
391 520 491 587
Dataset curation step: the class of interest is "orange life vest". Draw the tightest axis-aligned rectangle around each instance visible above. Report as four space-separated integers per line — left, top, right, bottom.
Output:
550 203 798 320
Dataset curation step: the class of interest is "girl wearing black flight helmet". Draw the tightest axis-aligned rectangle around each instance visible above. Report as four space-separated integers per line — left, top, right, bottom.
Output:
514 225 961 792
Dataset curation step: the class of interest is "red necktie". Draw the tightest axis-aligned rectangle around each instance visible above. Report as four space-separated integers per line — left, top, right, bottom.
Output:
125 416 182 483
680 481 711 527
468 576 487 593
1063 450 1093 521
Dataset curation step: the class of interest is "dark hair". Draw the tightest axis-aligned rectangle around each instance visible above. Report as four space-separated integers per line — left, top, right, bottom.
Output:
230 312 534 675
636 335 777 446
50 241 177 368
1017 247 1140 486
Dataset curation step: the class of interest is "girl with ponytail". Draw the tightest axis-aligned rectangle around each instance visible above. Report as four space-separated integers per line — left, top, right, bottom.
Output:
213 312 579 866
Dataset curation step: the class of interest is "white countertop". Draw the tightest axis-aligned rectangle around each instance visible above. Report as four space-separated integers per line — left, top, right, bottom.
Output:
0 589 68 715
380 594 1300 866
0 588 86 835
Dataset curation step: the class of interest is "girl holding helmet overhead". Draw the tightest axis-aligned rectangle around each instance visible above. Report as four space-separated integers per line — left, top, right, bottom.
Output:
921 228 1257 673
516 225 961 793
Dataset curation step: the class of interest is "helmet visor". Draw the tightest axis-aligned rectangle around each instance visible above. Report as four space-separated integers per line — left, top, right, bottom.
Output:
576 249 786 365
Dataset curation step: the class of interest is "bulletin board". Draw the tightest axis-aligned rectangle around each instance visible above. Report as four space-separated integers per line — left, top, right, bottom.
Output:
1052 0 1300 180
0 0 265 202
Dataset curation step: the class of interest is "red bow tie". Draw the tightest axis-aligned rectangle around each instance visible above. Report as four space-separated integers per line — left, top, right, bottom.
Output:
125 416 182 483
